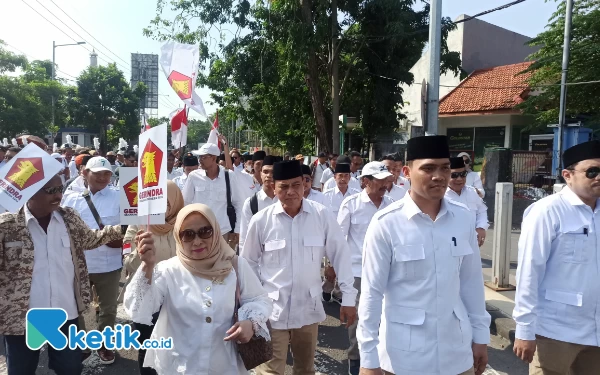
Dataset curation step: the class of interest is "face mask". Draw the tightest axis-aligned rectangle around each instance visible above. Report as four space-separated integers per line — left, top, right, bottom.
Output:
245 165 253 172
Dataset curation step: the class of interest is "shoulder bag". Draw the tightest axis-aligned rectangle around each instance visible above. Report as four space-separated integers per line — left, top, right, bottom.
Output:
82 190 123 249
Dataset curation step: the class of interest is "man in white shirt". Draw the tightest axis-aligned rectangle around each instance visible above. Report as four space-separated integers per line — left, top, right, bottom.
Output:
61 156 122 365
338 162 394 375
312 152 329 191
1 174 124 375
252 150 266 186
445 157 489 247
302 164 327 205
513 140 600 373
323 163 361 216
381 154 410 189
350 151 363 179
64 154 92 192
172 152 199 190
457 152 484 198
183 143 244 248
319 153 337 189
380 155 407 202
242 160 357 375
239 155 278 250
358 135 490 375
167 151 183 180
230 149 244 173
323 155 362 191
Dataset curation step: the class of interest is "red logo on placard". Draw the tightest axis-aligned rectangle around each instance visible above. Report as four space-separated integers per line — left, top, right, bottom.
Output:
140 141 163 189
123 177 138 207
5 157 45 190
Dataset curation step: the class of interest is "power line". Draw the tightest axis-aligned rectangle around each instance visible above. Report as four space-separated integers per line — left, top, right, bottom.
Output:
48 0 131 67
454 0 528 24
30 0 131 74
3 41 78 80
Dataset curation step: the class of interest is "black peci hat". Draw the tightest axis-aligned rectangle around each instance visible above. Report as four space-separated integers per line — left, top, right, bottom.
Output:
263 155 277 166
563 140 600 168
301 164 312 176
335 163 351 174
406 136 450 161
183 152 199 167
252 151 266 162
273 160 303 181
450 157 465 169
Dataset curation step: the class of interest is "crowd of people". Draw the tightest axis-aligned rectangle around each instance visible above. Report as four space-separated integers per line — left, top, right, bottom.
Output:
1 134 599 375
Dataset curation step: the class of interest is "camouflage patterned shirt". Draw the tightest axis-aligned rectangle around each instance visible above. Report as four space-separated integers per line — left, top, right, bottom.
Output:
0 206 123 335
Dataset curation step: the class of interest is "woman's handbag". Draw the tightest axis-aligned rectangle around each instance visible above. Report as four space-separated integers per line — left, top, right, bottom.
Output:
231 256 273 370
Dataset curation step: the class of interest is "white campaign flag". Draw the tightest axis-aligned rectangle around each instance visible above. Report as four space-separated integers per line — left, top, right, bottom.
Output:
137 124 168 216
118 167 165 225
160 41 207 118
0 143 64 212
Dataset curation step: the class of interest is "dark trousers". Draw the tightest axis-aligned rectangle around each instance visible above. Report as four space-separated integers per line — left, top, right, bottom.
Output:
4 317 82 375
133 312 160 375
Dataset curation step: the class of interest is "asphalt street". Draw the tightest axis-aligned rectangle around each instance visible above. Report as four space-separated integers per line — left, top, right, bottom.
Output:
0 297 527 375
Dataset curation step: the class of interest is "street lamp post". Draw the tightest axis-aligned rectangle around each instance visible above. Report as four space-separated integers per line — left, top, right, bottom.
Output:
52 41 86 128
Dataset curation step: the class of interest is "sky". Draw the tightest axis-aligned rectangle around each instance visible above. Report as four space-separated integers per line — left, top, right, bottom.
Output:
1 0 558 120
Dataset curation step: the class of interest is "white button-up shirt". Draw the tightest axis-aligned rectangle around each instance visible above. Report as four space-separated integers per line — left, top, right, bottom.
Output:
66 175 86 192
172 173 188 191
233 163 244 173
445 186 489 230
241 199 357 330
25 206 79 319
514 186 600 346
385 184 407 202
323 176 361 192
167 168 183 181
183 167 244 233
306 188 327 206
320 167 334 186
338 191 393 278
323 186 361 214
239 190 278 250
68 160 78 180
313 162 328 188
61 187 122 274
466 171 484 198
396 176 411 189
358 194 490 374
235 170 261 203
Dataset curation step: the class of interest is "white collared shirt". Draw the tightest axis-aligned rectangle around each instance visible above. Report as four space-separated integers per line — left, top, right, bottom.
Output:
445 186 489 230
313 162 328 188
233 163 244 173
385 184 408 202
68 160 78 180
241 199 357 330
322 186 361 214
466 171 484 198
61 186 121 274
306 188 327 206
25 206 79 319
514 186 600 346
235 170 261 202
167 168 183 180
320 168 334 186
338 190 393 278
358 194 490 374
172 173 188 191
239 189 278 250
396 175 411 189
323 176 361 192
182 167 245 233
66 175 86 192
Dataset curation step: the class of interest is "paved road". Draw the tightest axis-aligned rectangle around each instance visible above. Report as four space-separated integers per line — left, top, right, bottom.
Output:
0 299 527 375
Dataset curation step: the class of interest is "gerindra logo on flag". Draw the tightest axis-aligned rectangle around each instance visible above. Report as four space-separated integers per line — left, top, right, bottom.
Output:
26 308 172 351
6 157 44 190
124 177 139 207
167 71 193 100
141 141 163 189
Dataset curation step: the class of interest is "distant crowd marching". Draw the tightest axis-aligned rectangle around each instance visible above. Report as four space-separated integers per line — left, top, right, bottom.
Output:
1 133 599 375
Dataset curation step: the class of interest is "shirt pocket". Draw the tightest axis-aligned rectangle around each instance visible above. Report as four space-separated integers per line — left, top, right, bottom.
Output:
450 237 473 271
263 239 285 266
392 244 427 280
61 235 75 268
211 187 227 202
542 289 583 319
557 228 590 263
303 236 324 264
453 305 473 345
194 186 207 202
387 306 427 352
309 285 321 311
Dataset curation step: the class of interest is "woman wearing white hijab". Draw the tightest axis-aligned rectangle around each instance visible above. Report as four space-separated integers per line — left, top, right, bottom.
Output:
124 203 272 375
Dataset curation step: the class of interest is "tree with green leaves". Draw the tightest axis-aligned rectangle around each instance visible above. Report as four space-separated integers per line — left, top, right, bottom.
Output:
144 0 461 154
67 63 146 151
520 0 600 132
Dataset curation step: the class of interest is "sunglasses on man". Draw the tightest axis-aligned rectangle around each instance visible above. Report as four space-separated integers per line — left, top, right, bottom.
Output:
42 185 64 195
450 171 468 179
180 226 214 242
571 167 600 179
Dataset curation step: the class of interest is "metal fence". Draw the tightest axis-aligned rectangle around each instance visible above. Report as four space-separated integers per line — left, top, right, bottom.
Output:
511 151 554 225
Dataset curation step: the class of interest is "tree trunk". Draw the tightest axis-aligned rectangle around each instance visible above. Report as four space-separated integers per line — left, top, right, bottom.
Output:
300 0 332 153
331 0 340 155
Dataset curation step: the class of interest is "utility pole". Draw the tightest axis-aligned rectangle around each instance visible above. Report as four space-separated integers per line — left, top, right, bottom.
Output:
331 0 340 154
426 0 442 135
556 0 574 176
52 41 85 129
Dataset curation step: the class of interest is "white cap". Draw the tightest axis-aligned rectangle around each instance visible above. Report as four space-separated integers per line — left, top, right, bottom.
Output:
50 153 62 159
85 157 113 173
359 161 393 180
457 152 471 160
199 143 220 156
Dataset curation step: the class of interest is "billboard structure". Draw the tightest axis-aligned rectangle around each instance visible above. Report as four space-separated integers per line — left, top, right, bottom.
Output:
131 53 159 110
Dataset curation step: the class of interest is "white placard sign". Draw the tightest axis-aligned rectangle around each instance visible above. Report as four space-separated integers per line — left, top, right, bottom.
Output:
118 167 165 225
137 124 168 216
0 144 64 212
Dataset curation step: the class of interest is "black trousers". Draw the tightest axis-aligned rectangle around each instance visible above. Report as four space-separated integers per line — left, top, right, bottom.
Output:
133 311 160 375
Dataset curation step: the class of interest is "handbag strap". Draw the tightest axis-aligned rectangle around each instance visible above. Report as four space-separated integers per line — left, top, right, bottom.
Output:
224 170 233 210
231 255 241 313
82 190 104 228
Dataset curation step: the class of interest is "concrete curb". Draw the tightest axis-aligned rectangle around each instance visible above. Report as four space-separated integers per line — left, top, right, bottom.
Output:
486 302 516 344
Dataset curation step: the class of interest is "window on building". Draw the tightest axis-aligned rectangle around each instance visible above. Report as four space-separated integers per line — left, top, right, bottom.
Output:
71 135 79 145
